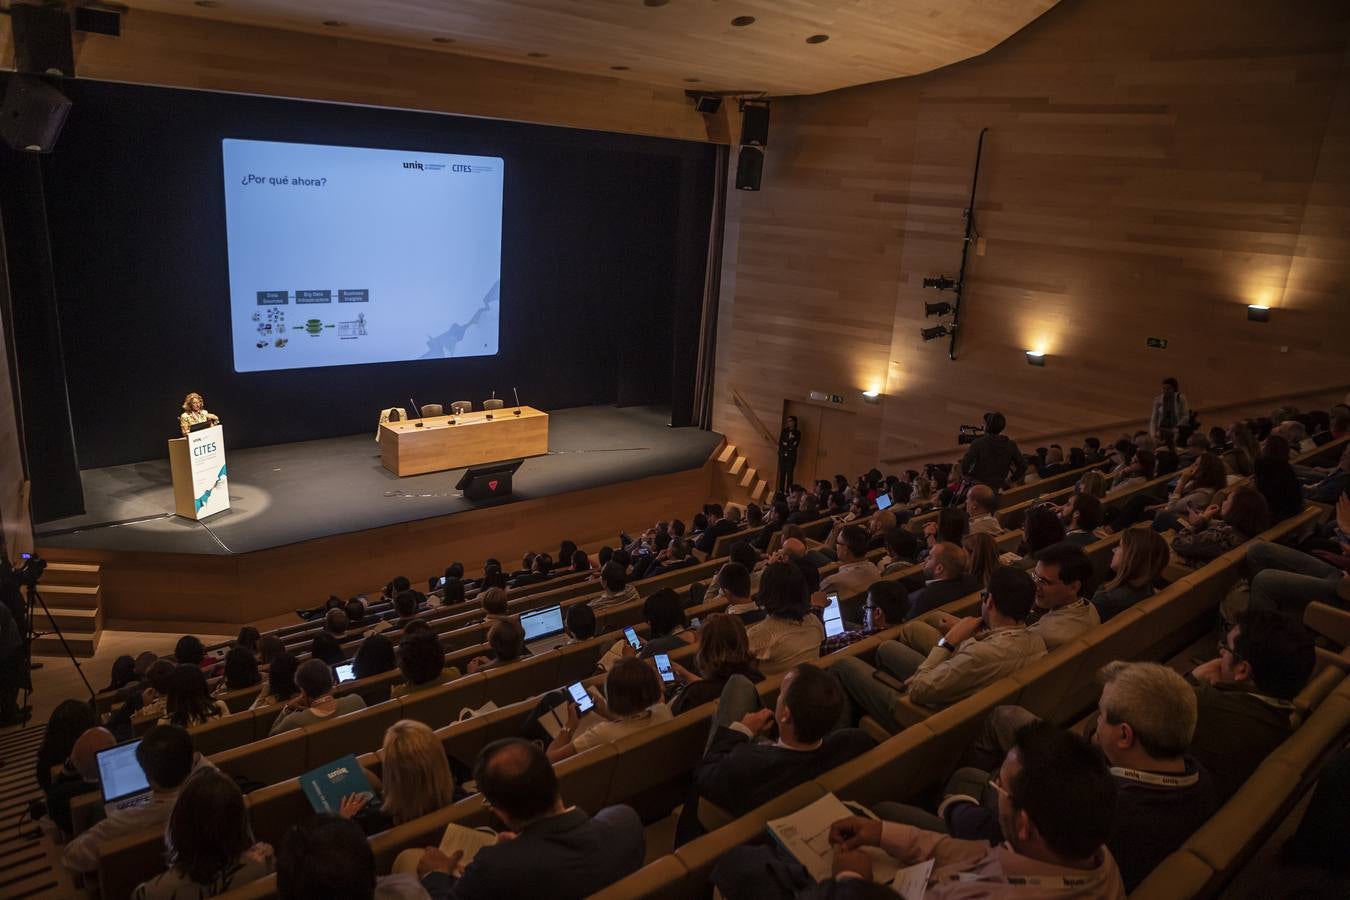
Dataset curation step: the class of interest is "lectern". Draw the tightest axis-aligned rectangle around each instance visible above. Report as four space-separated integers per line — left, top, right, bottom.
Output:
168 424 230 520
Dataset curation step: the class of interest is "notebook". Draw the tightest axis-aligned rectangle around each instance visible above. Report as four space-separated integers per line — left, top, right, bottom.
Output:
765 793 902 885
299 753 376 815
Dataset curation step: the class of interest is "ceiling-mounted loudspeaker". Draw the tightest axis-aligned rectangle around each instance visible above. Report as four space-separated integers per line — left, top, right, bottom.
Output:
10 2 76 77
735 146 764 191
0 75 73 154
740 103 770 147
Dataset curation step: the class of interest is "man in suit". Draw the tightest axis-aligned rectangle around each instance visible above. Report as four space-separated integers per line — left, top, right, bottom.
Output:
416 738 645 899
906 541 981 619
695 504 743 555
688 664 874 831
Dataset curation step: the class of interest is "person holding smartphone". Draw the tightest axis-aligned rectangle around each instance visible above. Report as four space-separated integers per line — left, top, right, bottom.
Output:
546 658 672 763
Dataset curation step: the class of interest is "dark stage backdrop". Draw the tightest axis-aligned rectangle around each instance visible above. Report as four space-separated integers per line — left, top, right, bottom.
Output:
14 78 715 471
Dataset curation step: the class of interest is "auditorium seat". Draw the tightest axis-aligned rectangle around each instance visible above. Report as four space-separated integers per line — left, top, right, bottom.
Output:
482 398 504 410
451 400 471 414
419 403 444 417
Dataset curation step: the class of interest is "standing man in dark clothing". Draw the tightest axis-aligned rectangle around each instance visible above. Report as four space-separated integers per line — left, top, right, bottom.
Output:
961 411 1027 490
777 416 801 494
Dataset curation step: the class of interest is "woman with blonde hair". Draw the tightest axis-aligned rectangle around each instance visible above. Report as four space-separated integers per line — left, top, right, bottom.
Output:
669 614 763 715
178 392 220 436
1074 469 1109 500
961 532 1000 590
1091 528 1170 622
339 719 457 832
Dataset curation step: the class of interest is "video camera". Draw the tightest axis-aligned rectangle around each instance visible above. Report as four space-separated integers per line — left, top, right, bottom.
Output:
957 424 985 446
12 552 47 588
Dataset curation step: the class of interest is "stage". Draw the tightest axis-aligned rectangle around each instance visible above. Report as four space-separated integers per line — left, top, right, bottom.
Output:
37 405 722 556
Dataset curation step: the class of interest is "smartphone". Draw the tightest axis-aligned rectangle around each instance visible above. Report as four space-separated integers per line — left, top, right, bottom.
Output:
863 598 876 633
822 591 845 638
654 653 675 683
334 663 356 683
567 681 595 714
623 627 642 650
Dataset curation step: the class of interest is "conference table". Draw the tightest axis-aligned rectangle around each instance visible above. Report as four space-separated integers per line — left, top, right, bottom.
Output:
379 406 549 476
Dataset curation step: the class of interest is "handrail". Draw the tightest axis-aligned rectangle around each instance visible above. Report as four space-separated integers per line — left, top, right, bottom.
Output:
730 385 776 446
881 381 1350 468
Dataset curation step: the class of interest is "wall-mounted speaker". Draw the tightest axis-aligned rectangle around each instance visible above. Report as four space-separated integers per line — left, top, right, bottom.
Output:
735 146 764 192
10 2 76 77
740 103 770 147
0 75 73 154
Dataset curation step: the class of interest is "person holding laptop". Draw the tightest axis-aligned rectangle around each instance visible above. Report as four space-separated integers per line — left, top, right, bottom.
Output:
63 725 215 874
178 392 220 435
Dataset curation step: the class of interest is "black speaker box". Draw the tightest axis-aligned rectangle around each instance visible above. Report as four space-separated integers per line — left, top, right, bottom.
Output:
0 76 73 154
455 458 524 501
740 104 770 147
11 3 76 77
735 146 764 192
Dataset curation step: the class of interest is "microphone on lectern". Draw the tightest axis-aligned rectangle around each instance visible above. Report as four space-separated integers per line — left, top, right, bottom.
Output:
513 387 522 416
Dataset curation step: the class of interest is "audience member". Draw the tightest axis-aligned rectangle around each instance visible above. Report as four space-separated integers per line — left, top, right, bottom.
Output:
1025 542 1099 649
966 485 1002 535
817 525 880 600
879 528 920 575
590 562 639 609
691 664 874 825
820 580 911 654
1061 493 1103 546
907 541 980 620
392 630 450 697
351 632 397 680
546 657 672 762
638 589 696 657
63 724 211 873
1244 512 1350 615
251 651 300 710
1019 504 1067 558
1187 609 1315 801
467 619 527 674
1091 528 1169 622
747 562 824 675
132 768 275 899
834 566 1044 727
37 699 104 835
962 533 1000 591
308 631 345 667
162 663 230 728
563 603 597 643
269 659 367 736
669 614 763 715
1170 485 1270 566
478 587 512 626
257 634 285 666
276 816 382 900
715 561 763 625
215 645 261 695
409 739 644 898
341 719 457 834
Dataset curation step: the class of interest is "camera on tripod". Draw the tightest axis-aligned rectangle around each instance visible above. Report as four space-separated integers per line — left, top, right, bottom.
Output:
15 552 47 588
957 424 985 446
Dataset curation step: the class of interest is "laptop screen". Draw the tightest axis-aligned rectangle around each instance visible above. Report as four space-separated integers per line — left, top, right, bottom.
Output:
519 605 565 642
822 592 845 638
97 740 151 805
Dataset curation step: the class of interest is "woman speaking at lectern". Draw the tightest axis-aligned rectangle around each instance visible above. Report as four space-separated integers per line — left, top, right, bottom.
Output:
179 392 220 435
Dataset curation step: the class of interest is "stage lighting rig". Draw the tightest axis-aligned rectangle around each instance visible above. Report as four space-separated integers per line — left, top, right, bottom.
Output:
922 275 957 292
924 301 953 318
920 324 952 342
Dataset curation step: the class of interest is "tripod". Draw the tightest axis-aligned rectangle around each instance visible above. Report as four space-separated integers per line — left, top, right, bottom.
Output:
19 584 98 723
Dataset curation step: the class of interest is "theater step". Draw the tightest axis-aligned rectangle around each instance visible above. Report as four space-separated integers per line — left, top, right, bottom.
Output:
44 561 102 587
36 584 100 609
717 443 737 464
738 466 757 489
32 606 103 657
750 479 767 502
728 455 747 476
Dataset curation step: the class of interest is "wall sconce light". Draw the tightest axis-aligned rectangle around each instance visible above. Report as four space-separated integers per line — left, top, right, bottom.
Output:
1025 350 1046 367
861 390 881 405
1247 305 1271 323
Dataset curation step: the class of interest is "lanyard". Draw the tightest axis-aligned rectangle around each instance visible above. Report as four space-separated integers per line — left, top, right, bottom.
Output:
1109 766 1199 788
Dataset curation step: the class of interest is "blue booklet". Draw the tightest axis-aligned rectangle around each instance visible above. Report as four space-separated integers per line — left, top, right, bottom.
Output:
299 753 376 815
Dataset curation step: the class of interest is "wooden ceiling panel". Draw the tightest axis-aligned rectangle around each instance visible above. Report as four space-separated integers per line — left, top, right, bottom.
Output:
121 0 1061 96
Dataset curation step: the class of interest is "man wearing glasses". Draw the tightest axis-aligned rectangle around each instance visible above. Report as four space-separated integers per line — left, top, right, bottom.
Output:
1186 609 1314 803
1026 542 1100 650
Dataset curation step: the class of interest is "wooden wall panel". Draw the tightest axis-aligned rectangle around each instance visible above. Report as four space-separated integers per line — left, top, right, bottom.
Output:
713 0 1350 475
0 10 732 143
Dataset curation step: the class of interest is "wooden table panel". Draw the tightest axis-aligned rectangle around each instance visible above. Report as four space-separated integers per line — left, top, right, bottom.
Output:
379 406 549 476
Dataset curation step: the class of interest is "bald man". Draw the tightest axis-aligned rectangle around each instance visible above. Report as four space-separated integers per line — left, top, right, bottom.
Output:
907 541 981 620
44 726 115 837
774 537 822 593
965 484 1003 536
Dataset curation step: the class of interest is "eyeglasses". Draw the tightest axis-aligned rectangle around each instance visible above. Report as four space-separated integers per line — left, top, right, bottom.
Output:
1217 639 1243 661
988 772 1013 803
978 590 991 603
1029 571 1057 587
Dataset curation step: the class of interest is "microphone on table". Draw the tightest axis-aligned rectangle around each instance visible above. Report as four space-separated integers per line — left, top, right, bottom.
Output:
513 387 522 416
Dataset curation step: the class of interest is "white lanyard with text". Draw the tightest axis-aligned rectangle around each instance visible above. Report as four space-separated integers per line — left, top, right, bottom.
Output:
1109 766 1200 788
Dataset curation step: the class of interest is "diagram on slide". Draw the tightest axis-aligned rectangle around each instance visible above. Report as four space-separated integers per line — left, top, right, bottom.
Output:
222 138 504 373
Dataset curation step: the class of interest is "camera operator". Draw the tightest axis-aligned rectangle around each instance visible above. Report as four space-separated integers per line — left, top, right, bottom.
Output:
0 554 35 725
960 411 1028 493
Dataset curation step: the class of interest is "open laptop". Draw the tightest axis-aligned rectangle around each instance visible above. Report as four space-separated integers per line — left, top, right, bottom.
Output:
519 604 566 653
96 740 152 809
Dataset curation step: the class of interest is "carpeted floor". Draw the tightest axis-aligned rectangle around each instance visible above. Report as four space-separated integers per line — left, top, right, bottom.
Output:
35 405 720 555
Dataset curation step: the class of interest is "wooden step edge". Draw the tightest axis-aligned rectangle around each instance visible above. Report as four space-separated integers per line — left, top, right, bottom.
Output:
716 444 737 464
